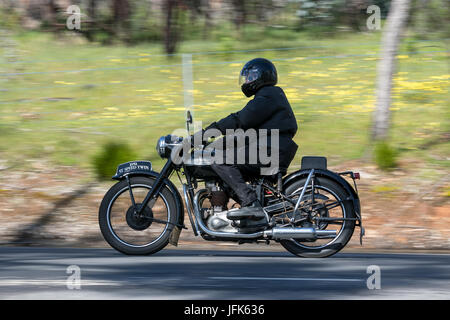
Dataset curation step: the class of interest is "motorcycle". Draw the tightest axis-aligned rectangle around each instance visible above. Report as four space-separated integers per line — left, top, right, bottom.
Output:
99 111 364 258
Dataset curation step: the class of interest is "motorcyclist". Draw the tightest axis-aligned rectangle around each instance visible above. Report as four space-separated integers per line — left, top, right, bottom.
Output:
204 58 298 221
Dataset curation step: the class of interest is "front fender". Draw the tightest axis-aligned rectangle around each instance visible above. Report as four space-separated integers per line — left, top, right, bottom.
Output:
112 161 153 180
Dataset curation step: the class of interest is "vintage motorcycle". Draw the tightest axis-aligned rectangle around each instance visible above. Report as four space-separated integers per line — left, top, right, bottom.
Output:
99 112 364 258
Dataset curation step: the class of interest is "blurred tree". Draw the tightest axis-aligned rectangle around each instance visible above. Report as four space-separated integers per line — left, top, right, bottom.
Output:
295 0 341 30
111 0 131 42
163 0 180 54
409 0 450 39
47 0 59 24
203 0 212 39
372 0 411 141
85 0 97 41
254 0 275 25
340 0 370 31
231 0 247 30
295 0 392 31
127 0 162 43
372 0 392 18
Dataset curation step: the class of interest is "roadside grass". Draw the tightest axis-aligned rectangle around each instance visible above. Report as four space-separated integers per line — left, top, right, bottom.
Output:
0 31 448 178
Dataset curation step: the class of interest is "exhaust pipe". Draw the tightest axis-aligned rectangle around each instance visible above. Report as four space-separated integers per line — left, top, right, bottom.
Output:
264 227 337 240
192 189 336 241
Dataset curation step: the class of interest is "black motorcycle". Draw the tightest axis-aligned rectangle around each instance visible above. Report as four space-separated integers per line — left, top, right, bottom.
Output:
99 112 364 258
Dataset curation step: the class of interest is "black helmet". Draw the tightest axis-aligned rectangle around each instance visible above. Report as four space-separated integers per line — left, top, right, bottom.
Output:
239 58 278 97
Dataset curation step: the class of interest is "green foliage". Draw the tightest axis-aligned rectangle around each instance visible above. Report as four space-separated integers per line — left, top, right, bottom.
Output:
92 142 137 181
0 7 21 30
373 140 398 170
410 0 450 39
262 26 299 41
216 36 236 58
128 1 163 44
295 0 340 28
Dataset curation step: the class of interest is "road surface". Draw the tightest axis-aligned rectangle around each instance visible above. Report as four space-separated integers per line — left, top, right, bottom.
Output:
0 247 449 299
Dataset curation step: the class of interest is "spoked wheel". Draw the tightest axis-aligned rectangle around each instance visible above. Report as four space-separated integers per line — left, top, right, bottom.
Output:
280 177 356 258
99 176 178 255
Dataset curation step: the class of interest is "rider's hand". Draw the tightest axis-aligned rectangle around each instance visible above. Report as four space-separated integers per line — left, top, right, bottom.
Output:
189 129 205 148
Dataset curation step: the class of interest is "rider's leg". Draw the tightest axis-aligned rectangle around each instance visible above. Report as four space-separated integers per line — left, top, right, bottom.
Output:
210 163 256 206
210 163 265 220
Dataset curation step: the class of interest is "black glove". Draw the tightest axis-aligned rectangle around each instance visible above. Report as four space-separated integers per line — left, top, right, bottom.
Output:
189 129 205 148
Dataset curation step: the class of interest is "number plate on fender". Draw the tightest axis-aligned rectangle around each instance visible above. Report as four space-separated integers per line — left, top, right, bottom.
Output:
113 161 152 179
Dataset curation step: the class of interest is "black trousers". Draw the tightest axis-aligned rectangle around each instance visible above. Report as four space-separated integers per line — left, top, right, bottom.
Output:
208 136 264 206
210 163 259 207
207 134 281 207
206 132 297 206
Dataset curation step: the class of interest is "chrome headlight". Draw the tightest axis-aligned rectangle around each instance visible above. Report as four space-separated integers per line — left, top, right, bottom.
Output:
156 135 183 158
156 136 167 158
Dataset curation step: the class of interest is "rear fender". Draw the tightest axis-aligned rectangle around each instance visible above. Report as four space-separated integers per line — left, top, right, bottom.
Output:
283 169 361 220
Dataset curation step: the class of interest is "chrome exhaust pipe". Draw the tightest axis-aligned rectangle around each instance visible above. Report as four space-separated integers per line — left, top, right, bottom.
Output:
264 227 337 240
191 189 337 241
182 184 199 236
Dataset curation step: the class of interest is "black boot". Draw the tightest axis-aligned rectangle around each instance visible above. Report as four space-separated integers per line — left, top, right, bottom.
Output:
227 200 266 221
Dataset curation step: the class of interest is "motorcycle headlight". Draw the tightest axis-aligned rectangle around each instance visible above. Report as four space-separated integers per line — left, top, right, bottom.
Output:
156 136 167 158
156 135 183 158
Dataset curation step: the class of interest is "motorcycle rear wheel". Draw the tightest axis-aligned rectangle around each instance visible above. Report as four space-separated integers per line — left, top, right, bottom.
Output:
280 176 356 258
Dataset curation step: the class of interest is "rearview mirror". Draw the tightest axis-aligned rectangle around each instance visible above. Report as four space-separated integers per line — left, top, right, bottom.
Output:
186 110 193 124
186 110 193 134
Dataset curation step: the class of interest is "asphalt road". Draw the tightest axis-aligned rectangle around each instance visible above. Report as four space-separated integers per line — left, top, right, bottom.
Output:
0 247 449 299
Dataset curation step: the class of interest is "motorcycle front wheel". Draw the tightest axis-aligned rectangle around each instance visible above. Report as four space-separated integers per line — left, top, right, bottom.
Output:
280 176 356 258
99 176 178 255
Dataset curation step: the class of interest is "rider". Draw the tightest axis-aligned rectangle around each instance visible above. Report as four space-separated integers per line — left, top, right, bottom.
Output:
203 58 298 220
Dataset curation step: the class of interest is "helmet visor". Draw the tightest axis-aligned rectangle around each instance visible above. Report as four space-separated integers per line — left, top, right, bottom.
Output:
239 68 260 86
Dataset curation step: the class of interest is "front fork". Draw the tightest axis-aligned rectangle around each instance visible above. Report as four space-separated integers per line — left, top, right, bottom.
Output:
128 158 174 216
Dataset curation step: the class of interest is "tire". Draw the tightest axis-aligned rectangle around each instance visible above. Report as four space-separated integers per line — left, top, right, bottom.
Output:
99 176 178 255
279 176 356 258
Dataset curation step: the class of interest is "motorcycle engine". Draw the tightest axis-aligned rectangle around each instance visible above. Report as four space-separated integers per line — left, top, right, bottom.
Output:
204 182 238 233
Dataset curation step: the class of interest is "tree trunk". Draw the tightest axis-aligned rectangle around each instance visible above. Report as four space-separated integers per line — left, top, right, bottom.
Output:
112 0 131 41
88 0 97 22
86 0 97 41
231 0 246 30
46 0 60 31
203 0 212 39
164 0 179 55
372 0 411 141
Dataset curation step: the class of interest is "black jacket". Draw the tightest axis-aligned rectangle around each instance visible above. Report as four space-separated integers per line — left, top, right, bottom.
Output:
207 86 298 172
